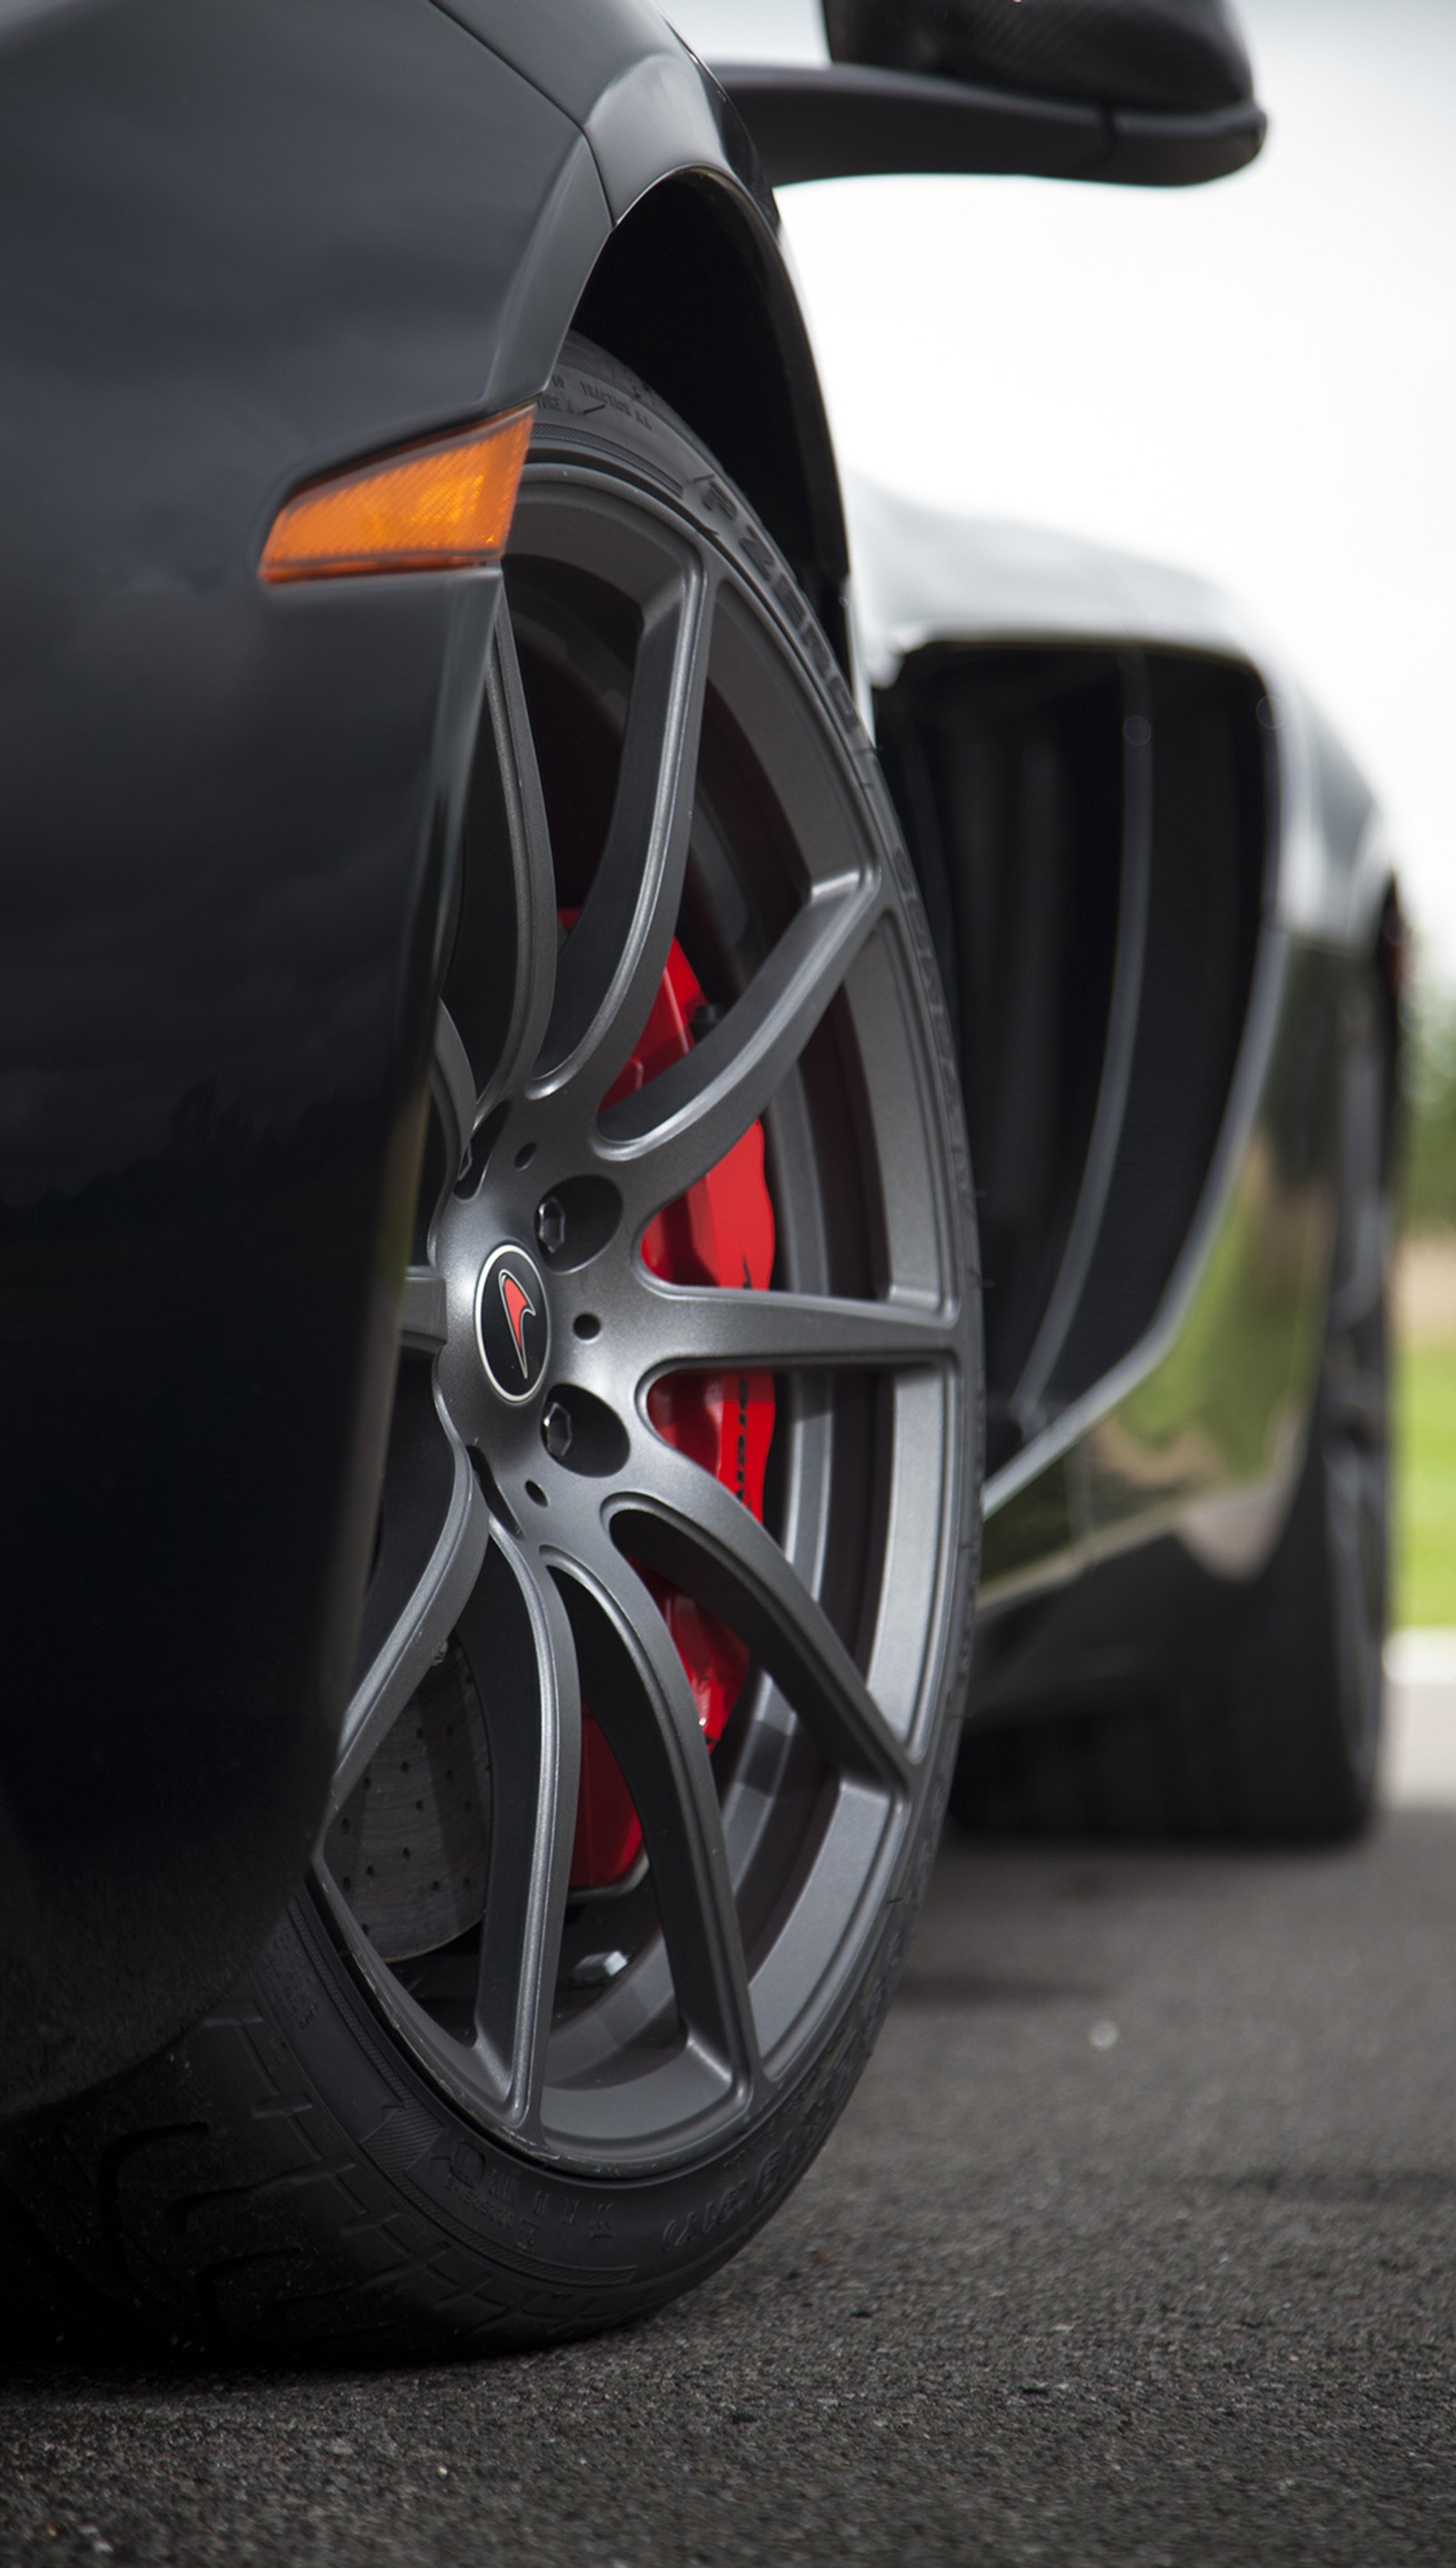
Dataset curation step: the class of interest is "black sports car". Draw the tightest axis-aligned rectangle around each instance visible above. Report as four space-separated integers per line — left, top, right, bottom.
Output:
0 0 1394 2354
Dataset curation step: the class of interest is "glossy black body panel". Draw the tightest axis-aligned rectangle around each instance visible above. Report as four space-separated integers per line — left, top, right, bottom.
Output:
0 0 848 2118
0 0 563 2116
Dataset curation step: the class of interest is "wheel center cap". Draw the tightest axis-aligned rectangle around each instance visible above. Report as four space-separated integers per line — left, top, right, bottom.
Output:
475 1243 551 1405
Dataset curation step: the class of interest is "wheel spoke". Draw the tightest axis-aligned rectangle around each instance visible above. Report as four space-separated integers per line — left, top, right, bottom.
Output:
400 1266 448 1354
612 1442 913 1795
438 612 558 1130
532 559 716 1105
556 1532 760 2088
635 1281 960 1377
595 875 881 1214
329 1441 490 1816
431 1001 478 1193
453 1532 580 2129
472 612 560 1120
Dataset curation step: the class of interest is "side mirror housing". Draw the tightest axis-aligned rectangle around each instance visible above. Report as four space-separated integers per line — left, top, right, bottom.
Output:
824 0 1256 119
713 0 1264 192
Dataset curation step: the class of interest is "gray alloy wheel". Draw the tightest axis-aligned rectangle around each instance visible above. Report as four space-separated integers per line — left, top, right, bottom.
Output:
318 398 978 2173
0 342 980 2353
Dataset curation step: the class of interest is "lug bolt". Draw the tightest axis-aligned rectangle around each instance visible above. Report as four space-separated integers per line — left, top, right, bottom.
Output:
536 1194 566 1257
542 1399 573 1461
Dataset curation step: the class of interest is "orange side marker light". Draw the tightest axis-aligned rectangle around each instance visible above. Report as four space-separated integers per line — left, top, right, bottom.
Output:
259 405 534 583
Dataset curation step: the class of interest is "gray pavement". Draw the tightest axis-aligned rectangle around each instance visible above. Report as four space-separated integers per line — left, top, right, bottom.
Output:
2 1698 1454 2567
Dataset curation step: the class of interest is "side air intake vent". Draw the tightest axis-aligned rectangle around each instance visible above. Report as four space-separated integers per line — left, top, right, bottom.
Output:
1046 652 1268 1404
876 644 1269 1468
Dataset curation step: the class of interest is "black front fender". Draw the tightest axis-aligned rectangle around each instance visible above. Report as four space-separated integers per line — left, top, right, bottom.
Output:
0 0 587 2116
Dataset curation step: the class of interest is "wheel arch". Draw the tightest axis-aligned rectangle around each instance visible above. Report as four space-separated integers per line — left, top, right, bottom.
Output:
572 171 854 672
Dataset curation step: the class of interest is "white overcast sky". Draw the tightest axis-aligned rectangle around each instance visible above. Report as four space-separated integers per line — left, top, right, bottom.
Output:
670 0 1456 981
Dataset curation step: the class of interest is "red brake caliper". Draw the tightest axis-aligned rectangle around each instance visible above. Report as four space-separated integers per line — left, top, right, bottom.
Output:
570 938 776 1891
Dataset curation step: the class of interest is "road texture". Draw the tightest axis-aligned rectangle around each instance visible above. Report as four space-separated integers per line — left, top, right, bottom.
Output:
2 1683 1453 2568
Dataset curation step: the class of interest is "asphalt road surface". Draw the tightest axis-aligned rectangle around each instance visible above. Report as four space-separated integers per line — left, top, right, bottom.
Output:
3 1683 1453 2568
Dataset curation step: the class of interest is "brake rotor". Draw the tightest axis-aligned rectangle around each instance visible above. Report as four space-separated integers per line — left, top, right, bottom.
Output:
326 1642 491 1961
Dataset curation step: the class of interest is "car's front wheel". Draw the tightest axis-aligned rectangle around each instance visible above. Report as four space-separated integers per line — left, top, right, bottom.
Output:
2 341 981 2356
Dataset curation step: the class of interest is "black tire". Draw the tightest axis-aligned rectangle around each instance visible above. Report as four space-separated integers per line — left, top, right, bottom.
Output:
1 340 981 2359
952 965 1391 1845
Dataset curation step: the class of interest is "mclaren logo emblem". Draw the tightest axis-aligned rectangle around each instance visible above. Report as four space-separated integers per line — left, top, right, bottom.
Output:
475 1243 550 1405
499 1267 536 1378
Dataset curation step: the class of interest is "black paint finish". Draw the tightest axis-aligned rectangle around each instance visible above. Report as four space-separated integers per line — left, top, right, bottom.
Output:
0 0 861 2120
0 0 582 2117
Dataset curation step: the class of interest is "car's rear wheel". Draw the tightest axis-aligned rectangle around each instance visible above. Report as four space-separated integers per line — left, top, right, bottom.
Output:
1 341 980 2356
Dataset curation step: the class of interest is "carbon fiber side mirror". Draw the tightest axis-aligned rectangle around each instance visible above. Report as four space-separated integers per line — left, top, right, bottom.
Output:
822 0 1255 117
